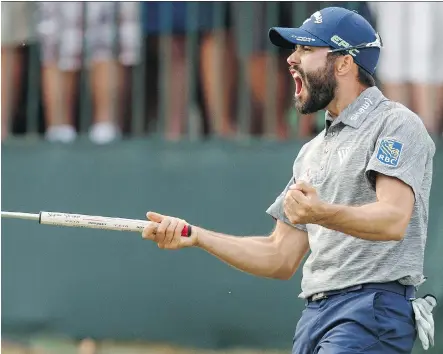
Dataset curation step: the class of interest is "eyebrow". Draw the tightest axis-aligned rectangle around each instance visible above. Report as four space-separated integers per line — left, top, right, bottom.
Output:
294 45 314 50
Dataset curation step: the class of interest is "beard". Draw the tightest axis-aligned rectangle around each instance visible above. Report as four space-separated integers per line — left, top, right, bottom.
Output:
293 60 337 115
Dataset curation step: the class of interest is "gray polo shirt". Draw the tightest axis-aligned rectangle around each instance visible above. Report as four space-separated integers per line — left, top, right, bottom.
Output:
267 87 436 299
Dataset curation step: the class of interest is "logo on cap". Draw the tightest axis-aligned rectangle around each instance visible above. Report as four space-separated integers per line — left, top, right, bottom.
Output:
312 11 323 23
303 10 323 24
331 35 360 57
291 35 316 43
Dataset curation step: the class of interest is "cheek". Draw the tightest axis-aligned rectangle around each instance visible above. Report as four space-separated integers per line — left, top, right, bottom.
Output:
299 66 315 84
300 61 313 73
301 54 327 75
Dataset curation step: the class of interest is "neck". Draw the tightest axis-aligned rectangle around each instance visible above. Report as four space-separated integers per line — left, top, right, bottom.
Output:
326 83 368 118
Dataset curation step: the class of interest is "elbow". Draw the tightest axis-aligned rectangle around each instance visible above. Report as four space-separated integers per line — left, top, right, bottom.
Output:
270 247 306 280
272 260 299 280
386 222 408 241
389 232 405 242
274 270 294 280
383 205 412 241
388 230 406 242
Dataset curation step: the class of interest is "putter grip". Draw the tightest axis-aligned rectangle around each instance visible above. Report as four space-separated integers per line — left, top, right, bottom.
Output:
38 211 192 237
180 224 192 237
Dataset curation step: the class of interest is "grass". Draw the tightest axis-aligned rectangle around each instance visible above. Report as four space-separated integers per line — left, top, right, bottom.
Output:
2 337 289 354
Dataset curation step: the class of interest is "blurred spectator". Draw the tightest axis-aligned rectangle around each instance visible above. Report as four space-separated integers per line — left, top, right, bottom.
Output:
230 2 291 139
143 1 236 140
77 338 98 354
1 2 35 141
199 3 237 138
37 2 141 144
370 2 443 136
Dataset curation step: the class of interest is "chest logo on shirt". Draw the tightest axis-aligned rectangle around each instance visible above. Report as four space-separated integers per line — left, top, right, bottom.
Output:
337 147 351 165
377 138 403 167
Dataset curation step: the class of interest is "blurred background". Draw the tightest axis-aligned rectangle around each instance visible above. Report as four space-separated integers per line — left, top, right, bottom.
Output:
1 1 442 354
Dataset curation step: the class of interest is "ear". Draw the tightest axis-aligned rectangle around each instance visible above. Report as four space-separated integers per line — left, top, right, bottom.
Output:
335 54 354 77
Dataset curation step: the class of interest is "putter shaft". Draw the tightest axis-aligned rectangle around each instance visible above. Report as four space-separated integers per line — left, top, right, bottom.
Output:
1 211 40 221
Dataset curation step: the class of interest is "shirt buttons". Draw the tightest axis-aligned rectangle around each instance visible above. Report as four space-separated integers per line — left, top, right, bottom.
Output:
320 166 324 170
324 149 329 154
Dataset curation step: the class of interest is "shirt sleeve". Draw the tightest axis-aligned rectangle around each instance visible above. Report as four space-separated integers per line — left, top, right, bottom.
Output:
266 177 308 233
365 110 435 200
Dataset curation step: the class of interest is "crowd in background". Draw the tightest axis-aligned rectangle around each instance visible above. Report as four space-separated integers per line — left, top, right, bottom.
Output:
2 1 443 144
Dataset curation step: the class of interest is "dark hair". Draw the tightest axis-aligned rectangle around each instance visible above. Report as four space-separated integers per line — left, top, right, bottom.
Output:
357 66 376 87
327 51 375 88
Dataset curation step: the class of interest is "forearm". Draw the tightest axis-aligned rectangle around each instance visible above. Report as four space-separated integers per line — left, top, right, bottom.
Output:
194 227 287 279
317 201 408 241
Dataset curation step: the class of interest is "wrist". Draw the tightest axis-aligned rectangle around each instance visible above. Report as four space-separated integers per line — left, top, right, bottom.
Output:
192 225 203 248
315 201 339 225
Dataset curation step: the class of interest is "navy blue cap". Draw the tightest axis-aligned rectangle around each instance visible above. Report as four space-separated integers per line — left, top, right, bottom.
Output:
269 7 382 75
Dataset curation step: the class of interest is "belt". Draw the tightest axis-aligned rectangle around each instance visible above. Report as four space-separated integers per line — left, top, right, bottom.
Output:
308 281 416 302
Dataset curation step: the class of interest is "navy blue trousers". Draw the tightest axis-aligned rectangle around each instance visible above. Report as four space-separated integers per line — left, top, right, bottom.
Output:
292 285 417 353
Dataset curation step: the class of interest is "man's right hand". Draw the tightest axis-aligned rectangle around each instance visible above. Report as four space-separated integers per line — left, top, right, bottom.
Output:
142 212 198 249
142 213 309 280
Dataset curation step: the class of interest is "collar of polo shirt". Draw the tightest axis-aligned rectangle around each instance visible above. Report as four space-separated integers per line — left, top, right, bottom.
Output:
325 87 388 131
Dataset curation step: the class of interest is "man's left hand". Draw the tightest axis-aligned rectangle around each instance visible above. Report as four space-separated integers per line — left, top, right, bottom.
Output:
284 181 326 224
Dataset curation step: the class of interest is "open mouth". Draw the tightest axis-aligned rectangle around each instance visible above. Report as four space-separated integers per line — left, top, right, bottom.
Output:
294 76 303 96
290 69 304 97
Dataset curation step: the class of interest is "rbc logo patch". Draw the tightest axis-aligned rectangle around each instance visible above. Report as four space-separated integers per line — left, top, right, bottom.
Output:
377 138 403 167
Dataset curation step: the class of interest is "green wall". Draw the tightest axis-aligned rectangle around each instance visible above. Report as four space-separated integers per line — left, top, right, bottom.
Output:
2 139 442 352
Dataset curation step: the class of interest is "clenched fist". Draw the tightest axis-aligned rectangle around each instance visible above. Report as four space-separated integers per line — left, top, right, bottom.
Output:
142 212 198 249
283 181 325 224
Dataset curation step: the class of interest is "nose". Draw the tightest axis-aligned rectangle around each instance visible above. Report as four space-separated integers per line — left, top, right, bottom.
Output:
287 50 300 67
